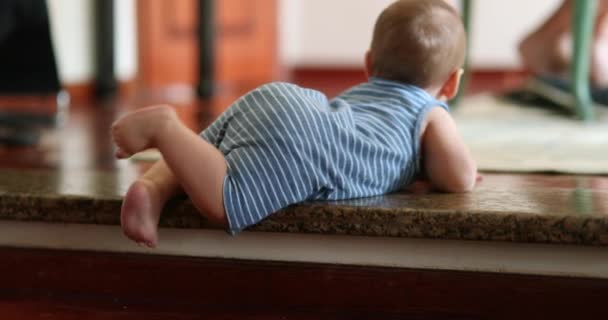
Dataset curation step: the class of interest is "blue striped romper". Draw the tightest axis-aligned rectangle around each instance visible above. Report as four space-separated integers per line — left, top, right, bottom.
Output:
200 77 449 234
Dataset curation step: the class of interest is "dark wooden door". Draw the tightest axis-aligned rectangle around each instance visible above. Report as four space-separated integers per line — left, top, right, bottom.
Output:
137 0 199 92
215 0 279 89
137 0 280 116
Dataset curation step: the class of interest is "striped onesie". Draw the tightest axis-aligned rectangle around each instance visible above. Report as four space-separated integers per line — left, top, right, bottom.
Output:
201 77 449 234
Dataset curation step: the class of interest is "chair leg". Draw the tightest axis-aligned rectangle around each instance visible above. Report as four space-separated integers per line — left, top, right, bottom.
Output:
453 0 472 106
572 0 597 121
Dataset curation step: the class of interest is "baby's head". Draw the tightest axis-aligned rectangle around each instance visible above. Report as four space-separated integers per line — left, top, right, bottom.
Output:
367 0 466 99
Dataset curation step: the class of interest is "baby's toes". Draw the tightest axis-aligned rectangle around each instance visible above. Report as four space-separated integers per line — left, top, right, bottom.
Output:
111 121 125 138
110 123 135 153
110 125 122 147
115 147 131 159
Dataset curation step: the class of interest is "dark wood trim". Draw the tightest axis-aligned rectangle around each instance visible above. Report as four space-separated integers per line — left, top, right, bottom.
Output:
291 67 369 79
290 67 531 97
198 0 215 98
63 80 135 106
94 0 117 99
61 68 529 106
0 247 606 319
63 82 94 104
290 67 530 80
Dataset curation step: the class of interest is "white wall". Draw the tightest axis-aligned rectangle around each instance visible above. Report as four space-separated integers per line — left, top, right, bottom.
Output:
46 0 563 85
47 0 137 85
470 0 560 68
279 0 562 69
278 0 302 67
114 0 138 82
279 0 394 67
47 0 94 84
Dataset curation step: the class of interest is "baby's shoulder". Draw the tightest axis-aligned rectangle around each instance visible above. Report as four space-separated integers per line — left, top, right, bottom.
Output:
419 106 453 138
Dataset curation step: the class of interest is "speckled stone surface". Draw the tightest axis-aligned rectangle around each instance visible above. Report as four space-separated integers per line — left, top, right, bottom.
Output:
1 169 608 246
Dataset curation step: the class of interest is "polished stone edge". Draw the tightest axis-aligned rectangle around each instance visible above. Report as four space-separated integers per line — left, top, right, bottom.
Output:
1 193 607 246
2 221 608 279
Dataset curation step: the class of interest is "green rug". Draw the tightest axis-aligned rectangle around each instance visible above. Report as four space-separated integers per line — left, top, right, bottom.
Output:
454 94 608 174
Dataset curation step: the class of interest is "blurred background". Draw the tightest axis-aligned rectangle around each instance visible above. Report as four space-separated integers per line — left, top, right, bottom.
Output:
0 0 562 154
35 0 561 108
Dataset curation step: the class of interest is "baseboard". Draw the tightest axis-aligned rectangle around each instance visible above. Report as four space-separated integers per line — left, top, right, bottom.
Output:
63 79 137 105
290 67 530 97
58 68 531 105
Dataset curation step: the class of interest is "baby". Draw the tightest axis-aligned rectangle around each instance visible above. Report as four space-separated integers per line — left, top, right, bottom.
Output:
111 0 477 247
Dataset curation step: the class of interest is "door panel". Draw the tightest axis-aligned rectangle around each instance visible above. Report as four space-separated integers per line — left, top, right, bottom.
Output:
216 0 279 89
137 0 199 90
137 0 279 114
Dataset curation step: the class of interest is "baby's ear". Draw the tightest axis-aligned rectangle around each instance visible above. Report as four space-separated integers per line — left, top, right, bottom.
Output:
438 68 464 100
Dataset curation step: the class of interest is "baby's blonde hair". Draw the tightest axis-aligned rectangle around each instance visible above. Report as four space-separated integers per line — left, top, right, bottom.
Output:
370 0 466 88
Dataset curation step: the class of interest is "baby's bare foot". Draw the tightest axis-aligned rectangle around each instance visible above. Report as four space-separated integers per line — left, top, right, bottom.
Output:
121 179 163 248
111 105 177 158
520 30 608 88
519 31 569 77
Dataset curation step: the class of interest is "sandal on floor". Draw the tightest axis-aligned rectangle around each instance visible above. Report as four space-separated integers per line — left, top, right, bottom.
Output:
503 76 608 115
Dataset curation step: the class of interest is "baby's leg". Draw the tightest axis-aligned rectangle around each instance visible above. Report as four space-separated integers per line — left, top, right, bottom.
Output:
112 105 229 246
121 159 180 247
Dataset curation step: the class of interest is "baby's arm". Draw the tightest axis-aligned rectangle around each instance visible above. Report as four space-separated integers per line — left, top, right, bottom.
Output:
420 107 477 193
